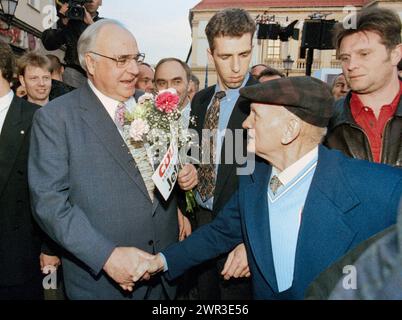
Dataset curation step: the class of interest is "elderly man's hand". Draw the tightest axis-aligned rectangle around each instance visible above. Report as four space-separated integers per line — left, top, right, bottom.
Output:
221 243 251 280
103 247 155 292
178 164 198 191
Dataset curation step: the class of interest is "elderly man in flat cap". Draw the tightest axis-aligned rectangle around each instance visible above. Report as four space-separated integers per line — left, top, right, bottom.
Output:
143 76 402 300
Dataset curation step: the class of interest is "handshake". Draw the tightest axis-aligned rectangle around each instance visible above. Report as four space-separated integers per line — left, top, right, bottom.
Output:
103 247 165 292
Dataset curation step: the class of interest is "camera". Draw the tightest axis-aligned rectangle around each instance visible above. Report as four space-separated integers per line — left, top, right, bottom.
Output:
58 0 92 21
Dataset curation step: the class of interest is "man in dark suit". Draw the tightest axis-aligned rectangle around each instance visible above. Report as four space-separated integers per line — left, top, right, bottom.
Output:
28 20 178 300
146 77 402 300
177 8 258 300
0 40 59 300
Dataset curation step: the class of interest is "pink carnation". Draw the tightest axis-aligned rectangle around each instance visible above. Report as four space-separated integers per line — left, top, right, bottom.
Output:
155 91 179 113
129 119 150 141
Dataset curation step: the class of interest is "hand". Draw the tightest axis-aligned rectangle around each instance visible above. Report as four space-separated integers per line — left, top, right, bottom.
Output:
147 254 166 275
103 247 154 292
83 7 95 25
58 3 69 25
178 208 192 241
40 254 61 274
221 243 251 280
178 164 198 191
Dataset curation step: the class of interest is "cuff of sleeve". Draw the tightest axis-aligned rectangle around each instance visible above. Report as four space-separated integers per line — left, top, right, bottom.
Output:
89 241 117 276
158 253 169 272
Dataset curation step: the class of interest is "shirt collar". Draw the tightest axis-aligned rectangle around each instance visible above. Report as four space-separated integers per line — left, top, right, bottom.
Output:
272 146 319 186
215 73 250 98
0 90 14 113
182 101 191 113
351 80 402 117
88 80 135 118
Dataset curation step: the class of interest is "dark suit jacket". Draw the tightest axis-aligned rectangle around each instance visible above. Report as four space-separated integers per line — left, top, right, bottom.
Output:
190 75 258 214
163 146 402 299
29 84 178 299
0 96 42 287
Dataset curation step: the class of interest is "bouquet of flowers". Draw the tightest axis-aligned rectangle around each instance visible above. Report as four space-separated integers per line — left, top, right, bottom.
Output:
122 88 197 213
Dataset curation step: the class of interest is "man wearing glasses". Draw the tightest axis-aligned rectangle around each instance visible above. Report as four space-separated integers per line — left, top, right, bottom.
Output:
28 19 179 300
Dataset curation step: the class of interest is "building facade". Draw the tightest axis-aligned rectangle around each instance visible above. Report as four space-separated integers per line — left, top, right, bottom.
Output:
188 0 402 86
0 0 58 54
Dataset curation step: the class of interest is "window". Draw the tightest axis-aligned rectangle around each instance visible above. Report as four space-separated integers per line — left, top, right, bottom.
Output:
266 39 281 60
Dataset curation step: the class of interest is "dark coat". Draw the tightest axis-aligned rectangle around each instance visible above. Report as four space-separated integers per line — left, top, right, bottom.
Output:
0 96 42 286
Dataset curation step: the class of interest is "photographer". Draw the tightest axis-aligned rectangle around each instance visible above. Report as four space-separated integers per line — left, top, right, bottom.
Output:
41 0 102 88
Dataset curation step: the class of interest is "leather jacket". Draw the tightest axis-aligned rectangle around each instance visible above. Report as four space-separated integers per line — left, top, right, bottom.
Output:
325 92 402 168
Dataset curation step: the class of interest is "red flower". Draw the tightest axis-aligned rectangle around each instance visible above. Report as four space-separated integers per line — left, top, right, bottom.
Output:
155 91 179 113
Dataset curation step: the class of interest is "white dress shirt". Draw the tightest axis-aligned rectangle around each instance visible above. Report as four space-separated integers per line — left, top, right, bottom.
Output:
180 101 191 129
0 90 14 135
271 146 319 187
87 80 136 124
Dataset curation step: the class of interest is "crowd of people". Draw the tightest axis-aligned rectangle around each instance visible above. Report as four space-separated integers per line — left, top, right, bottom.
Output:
0 4 401 301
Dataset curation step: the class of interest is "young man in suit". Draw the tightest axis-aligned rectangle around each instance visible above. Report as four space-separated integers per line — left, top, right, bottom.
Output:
177 8 258 299
0 40 59 300
28 20 178 300
146 76 402 300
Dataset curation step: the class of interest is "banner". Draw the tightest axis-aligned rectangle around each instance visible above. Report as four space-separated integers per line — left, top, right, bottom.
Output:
152 142 179 201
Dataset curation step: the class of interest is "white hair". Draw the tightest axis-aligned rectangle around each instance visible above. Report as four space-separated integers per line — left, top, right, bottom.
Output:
77 19 129 72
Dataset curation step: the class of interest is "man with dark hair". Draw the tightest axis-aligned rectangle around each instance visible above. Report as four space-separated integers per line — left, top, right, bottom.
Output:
17 52 52 107
326 7 402 168
46 54 74 101
154 57 193 241
177 7 257 300
41 0 103 88
135 62 154 93
154 58 191 112
0 40 58 300
250 64 268 79
257 67 284 83
188 74 200 101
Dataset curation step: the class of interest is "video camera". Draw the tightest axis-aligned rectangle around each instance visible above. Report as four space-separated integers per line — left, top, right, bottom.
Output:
57 0 92 21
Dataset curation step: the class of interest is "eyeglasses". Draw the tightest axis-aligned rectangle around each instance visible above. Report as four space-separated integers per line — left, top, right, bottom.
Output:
89 51 145 68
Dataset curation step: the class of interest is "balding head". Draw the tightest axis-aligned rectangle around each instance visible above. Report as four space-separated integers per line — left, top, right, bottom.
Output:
78 19 143 102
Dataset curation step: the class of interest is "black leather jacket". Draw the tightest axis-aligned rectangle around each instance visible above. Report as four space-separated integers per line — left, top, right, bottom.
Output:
325 92 402 168
41 13 101 75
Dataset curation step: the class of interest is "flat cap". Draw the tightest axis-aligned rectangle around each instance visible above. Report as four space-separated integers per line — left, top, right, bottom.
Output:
240 76 335 127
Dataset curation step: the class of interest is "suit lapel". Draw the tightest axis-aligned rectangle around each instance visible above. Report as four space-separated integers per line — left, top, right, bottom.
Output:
0 97 29 197
78 84 151 202
190 86 215 137
293 146 358 289
243 159 279 292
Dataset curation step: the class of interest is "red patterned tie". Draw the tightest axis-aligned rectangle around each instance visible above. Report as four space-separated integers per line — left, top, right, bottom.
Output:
197 91 226 202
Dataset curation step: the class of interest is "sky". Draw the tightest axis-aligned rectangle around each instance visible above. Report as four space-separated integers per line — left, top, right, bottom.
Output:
99 0 201 66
